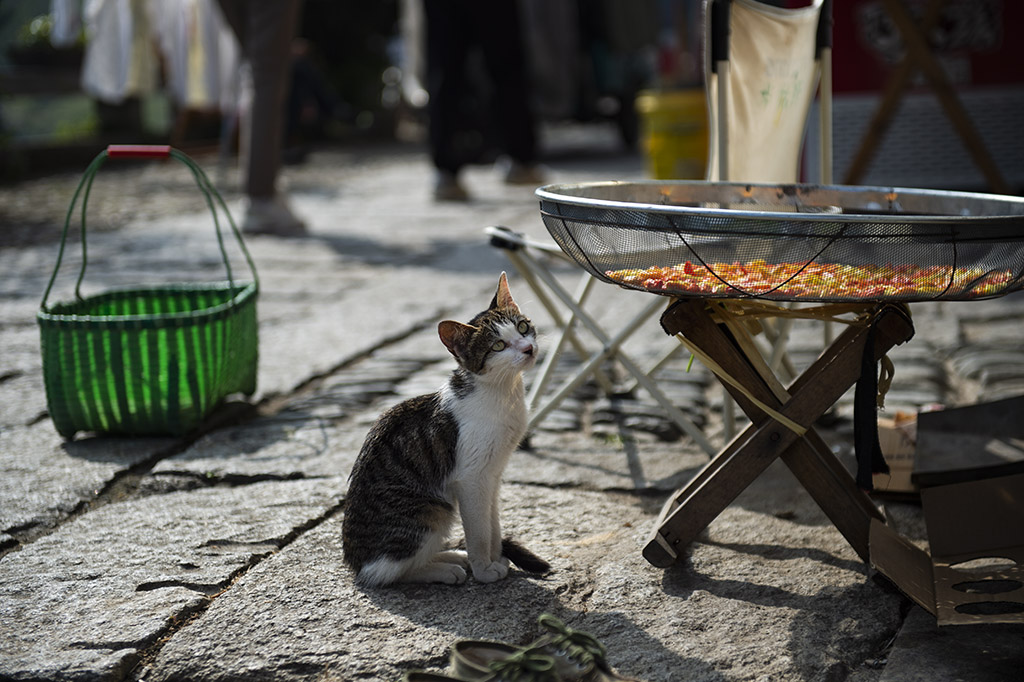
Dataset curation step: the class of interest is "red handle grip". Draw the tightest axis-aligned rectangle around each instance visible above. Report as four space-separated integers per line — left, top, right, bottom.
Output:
106 144 172 159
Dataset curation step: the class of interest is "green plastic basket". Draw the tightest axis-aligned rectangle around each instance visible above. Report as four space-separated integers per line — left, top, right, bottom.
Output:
37 145 259 439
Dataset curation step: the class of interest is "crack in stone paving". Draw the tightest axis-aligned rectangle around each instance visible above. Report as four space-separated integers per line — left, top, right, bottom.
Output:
120 318 462 679
10 302 701 678
0 440 187 556
126 501 347 680
134 580 228 596
1 315 445 560
0 370 23 384
142 470 316 495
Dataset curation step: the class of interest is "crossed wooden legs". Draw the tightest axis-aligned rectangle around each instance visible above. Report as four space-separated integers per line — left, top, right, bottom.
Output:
644 298 916 568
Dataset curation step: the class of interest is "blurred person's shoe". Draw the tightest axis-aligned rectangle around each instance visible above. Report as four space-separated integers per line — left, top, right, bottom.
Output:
501 159 546 186
241 195 307 236
434 171 469 202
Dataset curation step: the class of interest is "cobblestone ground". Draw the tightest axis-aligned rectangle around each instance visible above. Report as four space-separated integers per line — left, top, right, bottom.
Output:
2 135 1024 681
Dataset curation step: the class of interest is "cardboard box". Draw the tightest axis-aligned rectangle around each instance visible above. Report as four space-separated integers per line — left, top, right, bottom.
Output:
871 415 918 496
870 472 1024 626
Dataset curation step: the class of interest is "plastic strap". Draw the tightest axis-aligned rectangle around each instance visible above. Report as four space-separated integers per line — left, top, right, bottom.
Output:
877 355 895 408
854 321 890 491
705 299 874 326
816 0 833 56
674 300 894 440
673 332 807 437
168 147 259 291
40 151 106 308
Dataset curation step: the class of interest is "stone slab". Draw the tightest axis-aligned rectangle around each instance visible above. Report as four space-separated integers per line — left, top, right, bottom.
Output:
0 423 175 540
513 429 707 493
150 416 364 485
0 478 342 681
147 480 903 682
880 606 1024 682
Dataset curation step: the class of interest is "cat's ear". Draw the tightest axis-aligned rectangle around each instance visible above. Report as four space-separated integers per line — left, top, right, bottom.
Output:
438 320 476 361
490 272 520 314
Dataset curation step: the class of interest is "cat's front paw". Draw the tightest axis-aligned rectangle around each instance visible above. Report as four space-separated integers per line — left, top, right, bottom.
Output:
435 550 470 569
435 562 468 585
470 559 510 583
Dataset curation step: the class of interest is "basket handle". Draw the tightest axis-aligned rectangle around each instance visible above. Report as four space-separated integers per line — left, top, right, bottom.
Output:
106 144 172 159
40 145 259 310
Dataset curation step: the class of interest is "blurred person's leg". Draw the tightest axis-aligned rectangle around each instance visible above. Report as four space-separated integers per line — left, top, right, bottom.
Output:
218 0 307 234
423 0 471 200
473 0 540 182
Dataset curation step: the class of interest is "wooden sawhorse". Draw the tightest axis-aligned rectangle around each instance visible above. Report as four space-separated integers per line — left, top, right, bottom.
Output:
644 298 916 567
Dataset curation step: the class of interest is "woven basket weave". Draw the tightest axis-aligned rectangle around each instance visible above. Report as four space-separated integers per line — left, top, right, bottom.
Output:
37 145 259 439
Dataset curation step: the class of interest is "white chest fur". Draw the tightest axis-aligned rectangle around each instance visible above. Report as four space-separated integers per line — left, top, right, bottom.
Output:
442 377 526 482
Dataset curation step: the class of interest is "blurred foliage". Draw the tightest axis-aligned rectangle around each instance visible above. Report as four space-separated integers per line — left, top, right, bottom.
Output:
13 12 84 50
3 95 97 141
16 14 54 47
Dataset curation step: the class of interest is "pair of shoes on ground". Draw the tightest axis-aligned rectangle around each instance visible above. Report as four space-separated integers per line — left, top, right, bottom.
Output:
432 160 547 203
240 194 307 236
405 613 637 681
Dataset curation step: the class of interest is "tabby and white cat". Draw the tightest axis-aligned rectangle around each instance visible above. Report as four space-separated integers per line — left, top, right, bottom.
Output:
342 273 549 586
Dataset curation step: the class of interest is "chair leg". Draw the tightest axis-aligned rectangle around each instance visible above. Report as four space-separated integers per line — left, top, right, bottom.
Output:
491 234 718 456
526 297 662 428
505 249 617 395
624 338 688 394
524 272 716 455
527 273 603 412
610 341 716 455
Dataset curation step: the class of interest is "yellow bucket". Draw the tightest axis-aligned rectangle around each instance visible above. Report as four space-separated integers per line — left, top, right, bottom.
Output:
635 89 708 180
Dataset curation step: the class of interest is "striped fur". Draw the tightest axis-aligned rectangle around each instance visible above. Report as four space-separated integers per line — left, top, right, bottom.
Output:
342 274 547 586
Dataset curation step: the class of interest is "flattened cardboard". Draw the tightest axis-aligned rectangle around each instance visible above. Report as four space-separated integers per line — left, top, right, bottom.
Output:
913 395 1024 488
870 473 1024 626
922 474 1024 625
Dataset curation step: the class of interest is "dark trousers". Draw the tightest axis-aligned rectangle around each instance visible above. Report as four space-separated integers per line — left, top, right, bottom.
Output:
423 0 537 175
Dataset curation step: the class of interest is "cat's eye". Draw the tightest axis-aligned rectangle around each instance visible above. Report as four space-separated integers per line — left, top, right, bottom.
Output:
516 320 530 334
491 340 506 352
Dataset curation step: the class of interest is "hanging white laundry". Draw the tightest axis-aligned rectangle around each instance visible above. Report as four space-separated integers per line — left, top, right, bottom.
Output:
150 0 240 112
50 0 83 48
80 0 158 103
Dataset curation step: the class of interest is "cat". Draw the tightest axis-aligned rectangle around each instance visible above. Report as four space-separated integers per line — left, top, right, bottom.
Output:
342 272 550 586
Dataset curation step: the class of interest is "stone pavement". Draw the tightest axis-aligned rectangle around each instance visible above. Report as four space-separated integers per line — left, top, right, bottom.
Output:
2 129 1024 681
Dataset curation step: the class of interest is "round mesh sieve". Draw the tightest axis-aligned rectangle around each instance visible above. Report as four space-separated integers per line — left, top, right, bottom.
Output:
537 181 1024 302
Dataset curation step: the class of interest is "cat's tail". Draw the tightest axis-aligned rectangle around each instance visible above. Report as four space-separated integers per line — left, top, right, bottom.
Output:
502 538 551 575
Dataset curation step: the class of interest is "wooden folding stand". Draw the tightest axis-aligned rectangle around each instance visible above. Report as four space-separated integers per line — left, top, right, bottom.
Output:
644 297 916 568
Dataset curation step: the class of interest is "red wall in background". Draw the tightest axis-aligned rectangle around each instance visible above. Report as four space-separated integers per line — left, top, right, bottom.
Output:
831 0 1024 93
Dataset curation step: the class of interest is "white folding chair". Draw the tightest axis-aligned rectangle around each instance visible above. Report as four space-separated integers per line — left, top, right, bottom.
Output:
487 0 832 453
486 226 716 456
